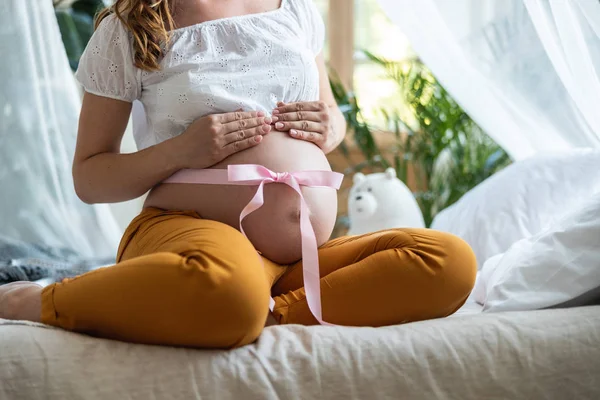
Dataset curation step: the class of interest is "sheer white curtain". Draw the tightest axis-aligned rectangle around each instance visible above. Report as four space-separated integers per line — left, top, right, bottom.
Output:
0 0 121 257
378 0 600 161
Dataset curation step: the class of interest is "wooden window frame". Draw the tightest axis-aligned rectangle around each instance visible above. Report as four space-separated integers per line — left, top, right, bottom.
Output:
326 0 355 90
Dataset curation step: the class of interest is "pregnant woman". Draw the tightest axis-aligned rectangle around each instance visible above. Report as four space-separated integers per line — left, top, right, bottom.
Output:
0 0 476 348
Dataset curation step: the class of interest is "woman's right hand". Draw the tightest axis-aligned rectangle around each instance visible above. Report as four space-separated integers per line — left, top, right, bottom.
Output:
174 110 272 169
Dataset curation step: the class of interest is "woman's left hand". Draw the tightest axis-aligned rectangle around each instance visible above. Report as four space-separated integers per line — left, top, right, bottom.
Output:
271 101 336 152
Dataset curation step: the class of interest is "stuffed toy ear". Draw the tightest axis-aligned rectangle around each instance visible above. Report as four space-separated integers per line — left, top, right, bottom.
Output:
385 168 397 179
353 172 366 184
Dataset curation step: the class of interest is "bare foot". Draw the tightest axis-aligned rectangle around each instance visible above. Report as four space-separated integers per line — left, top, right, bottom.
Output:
0 282 42 322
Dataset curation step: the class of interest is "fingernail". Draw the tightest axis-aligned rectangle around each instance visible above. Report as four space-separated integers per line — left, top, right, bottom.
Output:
275 122 284 129
262 125 271 133
277 102 285 106
290 129 298 136
255 135 263 142
264 117 272 124
271 116 279 122
272 109 280 115
257 111 265 117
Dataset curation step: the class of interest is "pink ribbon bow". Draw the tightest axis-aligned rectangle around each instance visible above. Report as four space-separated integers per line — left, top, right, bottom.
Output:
163 164 344 326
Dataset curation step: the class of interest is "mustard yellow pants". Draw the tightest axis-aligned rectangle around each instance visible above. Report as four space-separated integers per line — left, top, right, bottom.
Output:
41 207 476 349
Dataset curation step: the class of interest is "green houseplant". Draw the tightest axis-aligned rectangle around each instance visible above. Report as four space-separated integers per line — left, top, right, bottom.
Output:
53 0 105 71
331 53 511 227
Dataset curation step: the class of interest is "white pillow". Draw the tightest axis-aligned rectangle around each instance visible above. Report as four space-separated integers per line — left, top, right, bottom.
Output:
432 149 600 268
474 191 600 312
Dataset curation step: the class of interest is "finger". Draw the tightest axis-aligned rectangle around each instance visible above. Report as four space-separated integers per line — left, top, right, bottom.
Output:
273 109 323 123
223 124 271 144
272 101 327 115
274 120 324 133
223 134 263 156
289 129 324 144
219 110 265 123
222 115 272 134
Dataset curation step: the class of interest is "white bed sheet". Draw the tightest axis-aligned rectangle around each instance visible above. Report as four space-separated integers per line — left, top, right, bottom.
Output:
2 305 599 400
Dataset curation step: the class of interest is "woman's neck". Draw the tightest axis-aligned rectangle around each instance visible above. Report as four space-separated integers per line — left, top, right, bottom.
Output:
171 0 281 29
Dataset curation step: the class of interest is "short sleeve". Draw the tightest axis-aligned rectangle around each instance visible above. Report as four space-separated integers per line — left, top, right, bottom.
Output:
74 15 141 102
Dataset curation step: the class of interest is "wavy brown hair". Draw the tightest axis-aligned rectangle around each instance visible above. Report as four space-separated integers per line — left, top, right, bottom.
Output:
96 0 176 71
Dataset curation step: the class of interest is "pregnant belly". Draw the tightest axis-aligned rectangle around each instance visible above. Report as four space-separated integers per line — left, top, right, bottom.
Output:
143 132 338 264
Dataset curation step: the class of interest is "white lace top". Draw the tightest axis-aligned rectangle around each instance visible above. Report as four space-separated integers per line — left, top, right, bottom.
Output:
74 0 325 150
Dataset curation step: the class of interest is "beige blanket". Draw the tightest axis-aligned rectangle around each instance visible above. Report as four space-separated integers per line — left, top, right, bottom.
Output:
1 306 599 400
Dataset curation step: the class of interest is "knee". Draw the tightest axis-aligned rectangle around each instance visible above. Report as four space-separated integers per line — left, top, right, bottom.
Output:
179 251 271 348
218 273 271 348
430 231 478 300
369 229 477 295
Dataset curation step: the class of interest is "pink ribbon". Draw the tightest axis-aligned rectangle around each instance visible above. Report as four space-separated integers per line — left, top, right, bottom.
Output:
163 164 344 326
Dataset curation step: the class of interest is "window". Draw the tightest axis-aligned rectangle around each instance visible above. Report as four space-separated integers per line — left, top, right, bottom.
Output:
316 0 414 127
313 0 329 56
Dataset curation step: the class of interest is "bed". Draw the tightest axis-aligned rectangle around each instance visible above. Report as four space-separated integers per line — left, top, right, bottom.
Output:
3 0 600 397
2 302 599 400
4 149 600 400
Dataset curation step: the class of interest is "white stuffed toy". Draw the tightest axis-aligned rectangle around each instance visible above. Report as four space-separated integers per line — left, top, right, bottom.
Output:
348 168 425 235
